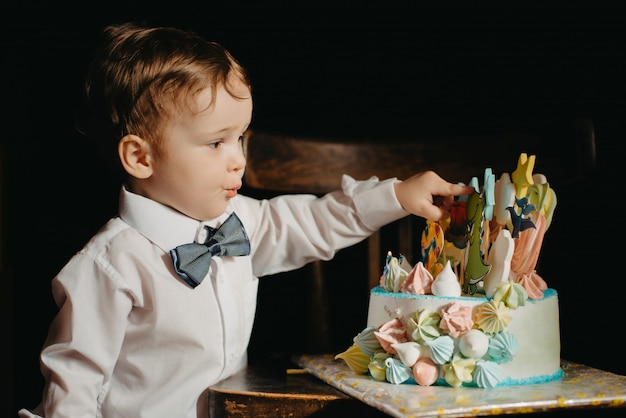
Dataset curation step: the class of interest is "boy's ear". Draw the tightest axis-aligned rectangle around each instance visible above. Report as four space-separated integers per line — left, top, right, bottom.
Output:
118 134 154 179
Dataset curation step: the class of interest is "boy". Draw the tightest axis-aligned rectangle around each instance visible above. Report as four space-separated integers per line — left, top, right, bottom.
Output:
19 22 473 417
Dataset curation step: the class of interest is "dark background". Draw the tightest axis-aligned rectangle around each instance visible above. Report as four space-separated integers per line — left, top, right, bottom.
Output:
2 2 625 416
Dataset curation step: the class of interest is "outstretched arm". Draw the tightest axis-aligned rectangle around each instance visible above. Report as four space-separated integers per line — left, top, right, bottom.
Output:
394 170 475 221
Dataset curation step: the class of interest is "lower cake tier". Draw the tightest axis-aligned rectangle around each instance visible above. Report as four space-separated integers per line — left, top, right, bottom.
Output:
366 287 563 387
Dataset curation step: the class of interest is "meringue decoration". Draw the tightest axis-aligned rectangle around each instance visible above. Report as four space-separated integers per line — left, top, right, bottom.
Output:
384 357 412 384
412 357 439 386
424 335 455 365
353 326 381 357
431 260 462 297
473 360 504 388
401 261 434 295
439 302 474 338
459 329 489 359
374 318 409 355
488 332 519 363
334 344 370 374
407 309 441 343
392 341 423 367
492 280 528 309
442 354 475 388
380 251 410 292
368 352 391 381
475 300 511 335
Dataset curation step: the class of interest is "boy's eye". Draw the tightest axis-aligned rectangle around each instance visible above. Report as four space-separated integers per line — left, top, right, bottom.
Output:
208 141 222 149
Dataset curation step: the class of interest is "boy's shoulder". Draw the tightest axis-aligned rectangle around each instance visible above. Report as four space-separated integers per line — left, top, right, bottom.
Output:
80 217 148 257
55 216 164 295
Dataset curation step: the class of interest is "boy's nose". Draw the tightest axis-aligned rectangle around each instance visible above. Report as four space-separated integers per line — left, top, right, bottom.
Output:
230 146 246 172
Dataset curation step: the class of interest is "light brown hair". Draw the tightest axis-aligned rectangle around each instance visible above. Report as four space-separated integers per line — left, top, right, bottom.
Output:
78 22 251 180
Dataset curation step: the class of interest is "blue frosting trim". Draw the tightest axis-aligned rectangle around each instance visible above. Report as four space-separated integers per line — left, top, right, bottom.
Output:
371 286 558 302
497 368 564 386
430 368 564 388
375 368 564 388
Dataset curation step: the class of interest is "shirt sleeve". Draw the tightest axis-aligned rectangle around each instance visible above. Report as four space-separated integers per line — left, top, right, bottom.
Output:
18 405 44 418
238 175 408 277
37 250 134 418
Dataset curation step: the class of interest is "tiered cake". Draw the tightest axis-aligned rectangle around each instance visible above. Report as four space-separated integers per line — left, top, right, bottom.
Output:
336 154 562 388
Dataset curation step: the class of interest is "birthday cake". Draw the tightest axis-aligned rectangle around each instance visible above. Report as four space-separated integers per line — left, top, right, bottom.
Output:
336 154 562 388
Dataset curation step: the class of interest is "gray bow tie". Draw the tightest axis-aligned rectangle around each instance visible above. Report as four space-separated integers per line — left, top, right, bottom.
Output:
170 212 250 288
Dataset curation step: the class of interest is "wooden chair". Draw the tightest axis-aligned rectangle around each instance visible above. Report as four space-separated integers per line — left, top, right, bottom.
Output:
207 120 596 417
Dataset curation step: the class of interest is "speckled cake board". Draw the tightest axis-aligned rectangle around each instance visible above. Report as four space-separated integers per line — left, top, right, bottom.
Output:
296 354 626 417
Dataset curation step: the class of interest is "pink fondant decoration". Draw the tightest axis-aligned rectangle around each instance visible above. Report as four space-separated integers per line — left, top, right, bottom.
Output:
510 214 548 299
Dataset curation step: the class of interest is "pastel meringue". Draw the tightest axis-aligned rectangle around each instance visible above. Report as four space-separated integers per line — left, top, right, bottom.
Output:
384 357 412 385
472 360 504 388
392 341 424 368
424 335 455 365
459 329 489 359
488 332 519 363
334 344 370 374
374 318 409 355
401 261 434 295
431 260 462 297
412 357 439 386
442 354 475 387
353 326 380 357
493 280 528 309
407 309 441 343
368 352 391 381
475 300 511 335
380 251 410 292
439 302 474 338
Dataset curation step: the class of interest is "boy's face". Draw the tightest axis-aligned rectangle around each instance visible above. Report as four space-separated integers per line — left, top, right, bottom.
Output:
143 80 252 221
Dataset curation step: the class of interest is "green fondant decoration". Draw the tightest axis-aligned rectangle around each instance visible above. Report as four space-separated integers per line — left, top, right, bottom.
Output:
463 191 491 294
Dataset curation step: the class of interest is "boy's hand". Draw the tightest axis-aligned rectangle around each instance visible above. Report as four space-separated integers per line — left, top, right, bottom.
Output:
393 171 475 221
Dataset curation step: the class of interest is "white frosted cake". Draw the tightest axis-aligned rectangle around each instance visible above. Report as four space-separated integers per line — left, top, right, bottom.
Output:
337 154 563 388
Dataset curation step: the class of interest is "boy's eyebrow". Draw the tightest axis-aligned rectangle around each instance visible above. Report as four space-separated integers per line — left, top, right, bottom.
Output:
215 120 252 135
200 125 246 137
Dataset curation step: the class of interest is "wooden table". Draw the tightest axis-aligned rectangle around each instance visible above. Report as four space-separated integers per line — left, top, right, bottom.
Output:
207 355 389 417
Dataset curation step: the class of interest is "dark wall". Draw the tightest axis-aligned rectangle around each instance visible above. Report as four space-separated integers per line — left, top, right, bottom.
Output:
2 3 625 416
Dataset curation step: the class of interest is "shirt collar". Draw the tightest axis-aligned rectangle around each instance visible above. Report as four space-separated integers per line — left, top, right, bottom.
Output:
118 186 230 253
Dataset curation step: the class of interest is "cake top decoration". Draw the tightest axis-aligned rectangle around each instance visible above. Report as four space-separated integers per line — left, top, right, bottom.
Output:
382 152 557 299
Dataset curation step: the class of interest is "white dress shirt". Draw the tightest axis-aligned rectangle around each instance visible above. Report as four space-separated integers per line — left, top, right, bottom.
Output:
19 175 406 418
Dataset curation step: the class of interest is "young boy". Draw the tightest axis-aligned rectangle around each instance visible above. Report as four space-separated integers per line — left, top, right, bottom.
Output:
19 22 473 417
